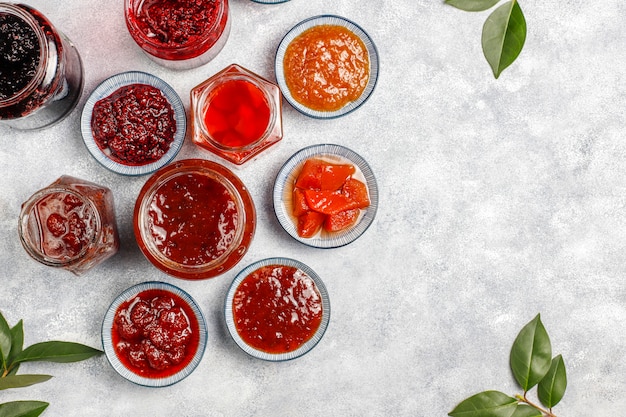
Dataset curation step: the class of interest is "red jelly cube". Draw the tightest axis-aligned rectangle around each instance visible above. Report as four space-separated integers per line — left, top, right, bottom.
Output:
297 211 326 238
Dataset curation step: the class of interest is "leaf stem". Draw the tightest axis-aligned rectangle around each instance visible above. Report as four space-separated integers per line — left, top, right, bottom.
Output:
515 394 558 417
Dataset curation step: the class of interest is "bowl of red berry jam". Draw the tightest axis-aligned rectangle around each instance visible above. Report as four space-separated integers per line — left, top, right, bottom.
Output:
124 0 230 70
102 281 207 387
80 71 186 176
190 64 283 166
134 159 256 280
18 176 119 275
224 258 330 361
273 144 378 249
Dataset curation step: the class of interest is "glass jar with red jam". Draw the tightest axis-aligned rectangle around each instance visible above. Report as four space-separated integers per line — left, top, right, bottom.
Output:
124 0 230 70
225 258 330 361
190 64 283 165
134 159 256 280
0 3 83 130
18 176 119 275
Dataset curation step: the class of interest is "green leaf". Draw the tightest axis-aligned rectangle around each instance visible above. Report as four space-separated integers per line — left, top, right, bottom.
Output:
510 405 541 417
0 401 49 417
449 391 518 417
510 314 552 391
0 313 11 367
13 341 102 365
445 0 501 12
0 375 53 390
538 354 567 408
7 321 24 374
481 0 526 78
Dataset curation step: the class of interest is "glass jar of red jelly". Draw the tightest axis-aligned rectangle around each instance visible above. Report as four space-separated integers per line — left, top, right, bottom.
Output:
18 176 120 275
190 64 283 165
0 3 83 130
134 159 256 280
124 0 230 70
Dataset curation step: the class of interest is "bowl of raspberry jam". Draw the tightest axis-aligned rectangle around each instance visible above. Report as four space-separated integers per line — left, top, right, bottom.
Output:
0 3 83 130
134 159 256 280
190 64 283 165
124 0 230 70
18 176 120 275
102 281 207 387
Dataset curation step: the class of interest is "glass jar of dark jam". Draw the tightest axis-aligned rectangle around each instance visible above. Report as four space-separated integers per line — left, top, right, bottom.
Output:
0 3 83 130
124 0 230 70
18 176 120 275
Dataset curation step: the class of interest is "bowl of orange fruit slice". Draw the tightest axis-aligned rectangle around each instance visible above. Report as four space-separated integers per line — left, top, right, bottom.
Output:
273 144 378 248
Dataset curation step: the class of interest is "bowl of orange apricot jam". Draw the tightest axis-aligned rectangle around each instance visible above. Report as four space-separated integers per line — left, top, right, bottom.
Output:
273 143 378 248
275 15 379 119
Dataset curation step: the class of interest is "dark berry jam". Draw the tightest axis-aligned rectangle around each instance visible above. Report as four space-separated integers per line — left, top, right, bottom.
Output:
91 83 176 166
0 12 40 101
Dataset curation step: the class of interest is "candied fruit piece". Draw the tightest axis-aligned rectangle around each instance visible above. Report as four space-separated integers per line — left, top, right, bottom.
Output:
324 208 360 232
130 300 156 331
63 194 84 211
295 158 356 191
46 213 67 237
297 211 326 238
292 188 310 217
304 189 358 215
342 178 370 209
159 307 189 332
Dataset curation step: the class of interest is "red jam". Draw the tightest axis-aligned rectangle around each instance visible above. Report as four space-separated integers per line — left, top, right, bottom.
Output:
291 158 370 238
19 176 119 275
134 159 256 279
202 79 271 149
91 83 176 166
112 289 200 378
283 24 370 112
191 64 283 165
233 264 323 354
147 171 239 266
125 0 230 68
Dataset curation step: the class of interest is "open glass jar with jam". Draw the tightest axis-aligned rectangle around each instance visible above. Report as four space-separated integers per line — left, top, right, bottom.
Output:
18 176 120 275
0 3 84 130
134 159 256 280
124 0 230 70
190 64 283 165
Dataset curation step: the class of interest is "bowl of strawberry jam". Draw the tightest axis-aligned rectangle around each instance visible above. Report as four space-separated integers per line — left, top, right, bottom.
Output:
102 281 207 387
190 64 283 165
124 0 230 70
81 71 185 176
225 258 330 361
134 159 256 280
18 176 119 275
273 144 378 248
275 15 379 119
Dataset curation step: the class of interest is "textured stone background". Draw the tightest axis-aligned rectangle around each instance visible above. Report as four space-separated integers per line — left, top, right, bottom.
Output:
1 0 625 415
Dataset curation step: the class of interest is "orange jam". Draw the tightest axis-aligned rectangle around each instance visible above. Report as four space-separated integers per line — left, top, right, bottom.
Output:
283 24 370 112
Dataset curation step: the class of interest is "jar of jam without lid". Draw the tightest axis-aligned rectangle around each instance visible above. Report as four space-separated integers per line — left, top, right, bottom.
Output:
124 0 230 70
134 159 256 280
18 176 120 275
190 64 283 165
0 3 84 130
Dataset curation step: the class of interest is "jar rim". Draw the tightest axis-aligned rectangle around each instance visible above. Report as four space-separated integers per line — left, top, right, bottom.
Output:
18 186 102 267
0 4 48 107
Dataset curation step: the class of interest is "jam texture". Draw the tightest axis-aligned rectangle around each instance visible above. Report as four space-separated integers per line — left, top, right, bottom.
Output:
91 83 176 166
0 12 39 101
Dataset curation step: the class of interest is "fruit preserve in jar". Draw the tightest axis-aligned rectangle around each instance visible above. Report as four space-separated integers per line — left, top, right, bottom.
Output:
0 3 83 130
124 0 230 70
190 64 283 165
18 176 119 275
134 159 256 279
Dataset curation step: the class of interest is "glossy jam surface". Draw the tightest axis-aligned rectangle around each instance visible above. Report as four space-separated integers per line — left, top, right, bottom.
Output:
291 158 370 238
29 191 96 260
91 83 176 166
112 289 200 378
283 24 370 112
147 171 239 266
0 12 40 101
233 265 323 354
203 79 271 149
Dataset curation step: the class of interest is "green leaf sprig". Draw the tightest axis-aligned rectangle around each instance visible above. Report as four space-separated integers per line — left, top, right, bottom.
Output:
449 314 567 417
445 0 527 78
0 311 103 417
